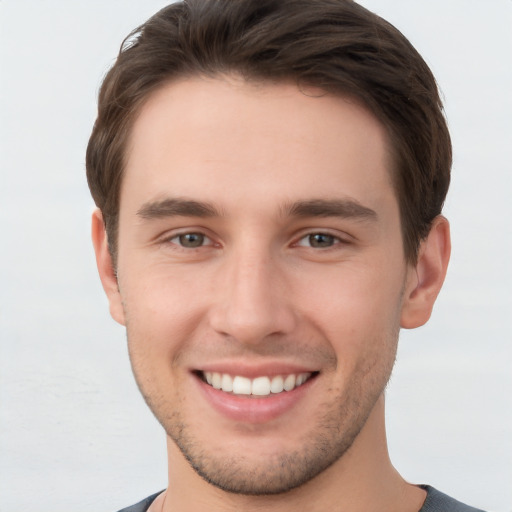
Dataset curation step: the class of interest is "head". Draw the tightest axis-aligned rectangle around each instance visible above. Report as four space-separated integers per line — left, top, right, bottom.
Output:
86 0 451 267
87 0 452 499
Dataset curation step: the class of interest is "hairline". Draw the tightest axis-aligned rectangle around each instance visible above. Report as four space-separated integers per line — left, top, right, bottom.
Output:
107 72 416 267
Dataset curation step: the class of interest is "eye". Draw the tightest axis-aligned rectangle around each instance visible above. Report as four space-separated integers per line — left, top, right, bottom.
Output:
169 232 212 248
297 233 340 248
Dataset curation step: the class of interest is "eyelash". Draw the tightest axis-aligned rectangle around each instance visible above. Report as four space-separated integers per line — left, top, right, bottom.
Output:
165 232 214 249
295 232 346 249
161 230 348 251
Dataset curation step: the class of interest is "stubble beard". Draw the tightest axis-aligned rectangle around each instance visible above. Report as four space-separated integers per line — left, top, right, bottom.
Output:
130 339 398 496
170 379 386 495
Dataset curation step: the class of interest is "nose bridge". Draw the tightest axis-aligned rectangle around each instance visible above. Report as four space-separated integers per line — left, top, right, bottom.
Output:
210 239 294 343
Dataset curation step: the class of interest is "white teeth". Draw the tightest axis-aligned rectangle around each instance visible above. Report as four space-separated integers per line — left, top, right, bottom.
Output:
212 372 222 390
221 373 233 392
232 376 252 395
203 371 312 396
296 373 309 386
283 374 296 391
270 375 284 393
251 376 271 396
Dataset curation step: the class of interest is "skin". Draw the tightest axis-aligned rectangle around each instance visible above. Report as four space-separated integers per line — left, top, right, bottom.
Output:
92 76 450 512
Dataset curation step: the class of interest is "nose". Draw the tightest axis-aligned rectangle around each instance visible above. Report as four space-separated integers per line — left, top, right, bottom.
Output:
208 245 296 345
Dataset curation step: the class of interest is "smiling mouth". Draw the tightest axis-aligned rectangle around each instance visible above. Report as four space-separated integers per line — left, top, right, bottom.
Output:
197 371 318 396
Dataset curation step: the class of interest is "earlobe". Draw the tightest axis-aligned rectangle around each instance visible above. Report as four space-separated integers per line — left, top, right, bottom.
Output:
91 209 126 326
400 216 451 329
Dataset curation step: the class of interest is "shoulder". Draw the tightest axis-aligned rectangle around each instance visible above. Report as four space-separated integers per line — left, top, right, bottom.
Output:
115 491 163 512
420 486 487 512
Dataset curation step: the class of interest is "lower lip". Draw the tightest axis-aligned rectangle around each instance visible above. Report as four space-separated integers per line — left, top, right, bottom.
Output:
195 375 316 424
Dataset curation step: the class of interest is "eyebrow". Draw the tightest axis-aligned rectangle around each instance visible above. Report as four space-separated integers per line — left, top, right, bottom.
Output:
136 197 377 222
137 198 221 219
283 199 378 221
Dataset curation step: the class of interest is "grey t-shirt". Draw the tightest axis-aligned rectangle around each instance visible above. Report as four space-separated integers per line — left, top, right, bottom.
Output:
116 485 486 512
418 486 485 512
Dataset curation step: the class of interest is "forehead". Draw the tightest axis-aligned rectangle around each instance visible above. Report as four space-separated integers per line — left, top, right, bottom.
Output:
122 75 396 218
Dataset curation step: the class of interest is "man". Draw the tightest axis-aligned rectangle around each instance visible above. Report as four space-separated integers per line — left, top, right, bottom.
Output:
86 1 484 511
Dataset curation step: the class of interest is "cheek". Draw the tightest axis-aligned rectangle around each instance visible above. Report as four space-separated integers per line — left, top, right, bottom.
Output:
122 261 212 317
119 268 212 377
122 283 195 408
294 261 404 356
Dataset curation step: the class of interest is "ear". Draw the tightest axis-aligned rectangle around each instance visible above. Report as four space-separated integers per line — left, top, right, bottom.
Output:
401 215 451 329
91 209 126 326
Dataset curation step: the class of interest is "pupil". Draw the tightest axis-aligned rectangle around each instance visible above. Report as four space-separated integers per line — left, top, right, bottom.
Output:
180 233 204 247
310 233 333 248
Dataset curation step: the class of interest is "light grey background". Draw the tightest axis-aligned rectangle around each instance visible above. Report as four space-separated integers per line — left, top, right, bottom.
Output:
0 1 510 511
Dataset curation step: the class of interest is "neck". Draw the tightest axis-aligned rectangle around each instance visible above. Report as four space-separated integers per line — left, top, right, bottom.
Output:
159 395 426 512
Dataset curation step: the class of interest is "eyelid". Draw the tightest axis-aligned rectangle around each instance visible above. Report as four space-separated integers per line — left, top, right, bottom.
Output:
157 228 217 248
293 229 352 247
171 232 213 246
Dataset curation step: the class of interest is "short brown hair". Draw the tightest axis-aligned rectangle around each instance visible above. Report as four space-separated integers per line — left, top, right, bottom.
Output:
86 0 451 264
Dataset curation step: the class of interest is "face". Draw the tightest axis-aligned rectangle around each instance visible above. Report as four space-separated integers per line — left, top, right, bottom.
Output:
107 76 416 494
